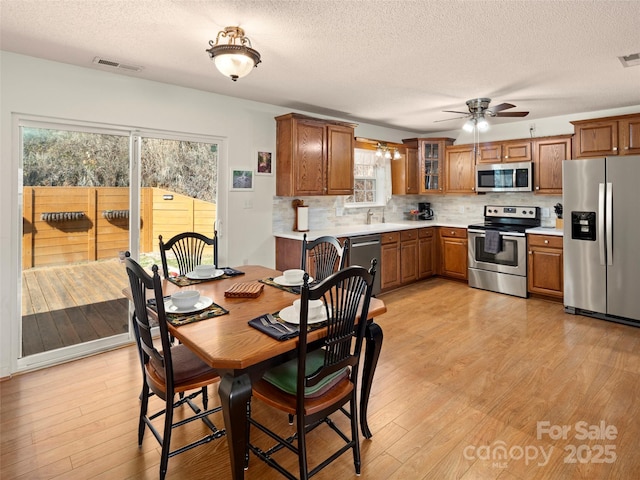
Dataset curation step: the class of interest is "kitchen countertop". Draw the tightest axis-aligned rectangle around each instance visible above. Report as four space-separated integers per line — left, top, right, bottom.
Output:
274 220 476 241
525 226 564 236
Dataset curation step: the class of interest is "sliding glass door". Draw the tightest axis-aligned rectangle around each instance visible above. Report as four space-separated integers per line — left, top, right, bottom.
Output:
18 118 220 370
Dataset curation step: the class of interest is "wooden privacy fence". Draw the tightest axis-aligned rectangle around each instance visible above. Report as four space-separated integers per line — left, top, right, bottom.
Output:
22 187 216 268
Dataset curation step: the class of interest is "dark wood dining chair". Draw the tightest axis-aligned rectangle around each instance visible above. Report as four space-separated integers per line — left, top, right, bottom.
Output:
124 258 225 480
247 260 377 479
158 231 218 278
300 234 349 281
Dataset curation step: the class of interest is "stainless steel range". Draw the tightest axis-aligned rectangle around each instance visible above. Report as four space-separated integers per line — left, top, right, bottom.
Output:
468 205 540 298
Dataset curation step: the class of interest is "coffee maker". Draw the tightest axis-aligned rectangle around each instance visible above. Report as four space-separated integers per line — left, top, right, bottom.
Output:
418 202 434 220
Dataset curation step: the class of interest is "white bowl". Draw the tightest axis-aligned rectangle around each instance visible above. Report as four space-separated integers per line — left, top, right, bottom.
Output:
171 290 200 309
283 269 305 284
193 264 216 277
293 299 324 319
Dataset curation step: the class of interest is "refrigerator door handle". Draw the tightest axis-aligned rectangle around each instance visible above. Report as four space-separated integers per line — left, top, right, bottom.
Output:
598 183 606 265
606 182 613 266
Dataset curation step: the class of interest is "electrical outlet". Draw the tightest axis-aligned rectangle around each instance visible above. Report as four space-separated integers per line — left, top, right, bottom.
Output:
336 207 344 216
542 207 550 218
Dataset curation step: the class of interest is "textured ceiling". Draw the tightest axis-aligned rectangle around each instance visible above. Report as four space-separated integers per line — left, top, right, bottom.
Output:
1 0 639 133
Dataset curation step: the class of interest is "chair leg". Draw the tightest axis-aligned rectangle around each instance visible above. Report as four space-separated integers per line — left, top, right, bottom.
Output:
138 384 149 445
297 414 309 480
288 413 294 425
203 386 209 409
350 397 361 475
159 396 174 480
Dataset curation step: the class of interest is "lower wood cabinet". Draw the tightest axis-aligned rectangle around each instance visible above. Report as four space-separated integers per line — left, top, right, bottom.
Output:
527 234 563 298
400 229 418 284
380 231 401 291
438 227 468 280
418 227 434 279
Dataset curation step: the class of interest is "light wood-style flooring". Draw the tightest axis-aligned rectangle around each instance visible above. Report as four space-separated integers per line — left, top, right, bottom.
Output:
3 278 640 479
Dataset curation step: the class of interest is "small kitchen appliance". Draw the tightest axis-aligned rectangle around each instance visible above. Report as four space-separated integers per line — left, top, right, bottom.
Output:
468 205 540 298
418 202 434 220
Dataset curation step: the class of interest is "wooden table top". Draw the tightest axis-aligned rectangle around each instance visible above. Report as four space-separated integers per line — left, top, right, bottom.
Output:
131 265 386 371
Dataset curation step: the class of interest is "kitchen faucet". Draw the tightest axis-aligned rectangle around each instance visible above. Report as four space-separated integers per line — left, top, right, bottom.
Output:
366 208 373 225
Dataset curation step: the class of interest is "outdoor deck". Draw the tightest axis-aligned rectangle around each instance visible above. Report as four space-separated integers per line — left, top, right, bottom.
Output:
21 259 130 356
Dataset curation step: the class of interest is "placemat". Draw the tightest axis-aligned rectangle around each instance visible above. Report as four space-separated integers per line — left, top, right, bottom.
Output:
259 277 301 294
166 302 229 326
168 268 245 287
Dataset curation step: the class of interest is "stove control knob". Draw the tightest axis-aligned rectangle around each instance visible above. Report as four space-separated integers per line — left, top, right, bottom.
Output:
529 210 534 215
522 210 526 214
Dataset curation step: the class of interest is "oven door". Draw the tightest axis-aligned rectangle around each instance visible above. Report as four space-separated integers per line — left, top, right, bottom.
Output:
468 229 527 276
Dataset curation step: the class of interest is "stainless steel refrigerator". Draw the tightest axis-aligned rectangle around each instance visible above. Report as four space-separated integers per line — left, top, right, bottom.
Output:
563 156 640 325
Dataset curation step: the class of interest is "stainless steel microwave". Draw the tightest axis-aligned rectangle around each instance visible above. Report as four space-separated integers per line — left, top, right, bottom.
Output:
476 161 533 192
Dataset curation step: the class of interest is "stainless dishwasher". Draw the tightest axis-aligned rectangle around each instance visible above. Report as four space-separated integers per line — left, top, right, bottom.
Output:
348 234 381 295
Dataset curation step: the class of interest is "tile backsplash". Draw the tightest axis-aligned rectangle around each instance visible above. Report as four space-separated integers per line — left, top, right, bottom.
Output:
273 193 563 232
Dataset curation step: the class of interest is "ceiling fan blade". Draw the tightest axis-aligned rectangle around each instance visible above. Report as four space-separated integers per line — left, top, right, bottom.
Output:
442 110 469 115
495 111 529 117
489 103 516 113
434 116 468 122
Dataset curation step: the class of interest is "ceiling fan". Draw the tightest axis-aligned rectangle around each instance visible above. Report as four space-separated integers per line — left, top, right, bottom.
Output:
438 98 529 132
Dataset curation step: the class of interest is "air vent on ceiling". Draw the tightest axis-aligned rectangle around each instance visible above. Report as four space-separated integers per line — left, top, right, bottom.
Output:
618 53 640 68
92 56 143 72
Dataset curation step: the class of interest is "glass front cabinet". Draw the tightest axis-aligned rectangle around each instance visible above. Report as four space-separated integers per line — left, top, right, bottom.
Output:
403 138 455 194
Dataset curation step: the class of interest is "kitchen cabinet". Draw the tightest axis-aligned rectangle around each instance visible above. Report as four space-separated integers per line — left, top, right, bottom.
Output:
391 145 419 194
532 135 572 194
477 140 532 164
527 234 563 299
400 229 418 284
418 227 435 279
444 145 476 194
438 227 468 280
402 138 455 194
380 231 401 291
571 113 640 158
276 113 356 196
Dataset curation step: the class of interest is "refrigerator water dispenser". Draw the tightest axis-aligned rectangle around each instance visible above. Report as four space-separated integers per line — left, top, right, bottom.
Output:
571 211 596 241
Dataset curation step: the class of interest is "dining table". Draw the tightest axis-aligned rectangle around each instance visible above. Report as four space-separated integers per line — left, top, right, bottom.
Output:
125 264 386 480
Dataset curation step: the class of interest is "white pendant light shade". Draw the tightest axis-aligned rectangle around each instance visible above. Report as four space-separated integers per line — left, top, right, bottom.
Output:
462 119 475 132
476 115 489 132
213 49 258 80
206 27 261 81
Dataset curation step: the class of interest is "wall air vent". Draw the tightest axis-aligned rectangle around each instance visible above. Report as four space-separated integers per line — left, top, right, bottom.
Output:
618 53 640 68
92 56 144 72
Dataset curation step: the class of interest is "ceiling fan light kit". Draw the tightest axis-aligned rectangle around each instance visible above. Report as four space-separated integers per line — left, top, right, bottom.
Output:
206 26 261 81
441 97 529 132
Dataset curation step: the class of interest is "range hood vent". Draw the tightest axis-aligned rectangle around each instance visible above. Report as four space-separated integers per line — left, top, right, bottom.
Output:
92 56 143 72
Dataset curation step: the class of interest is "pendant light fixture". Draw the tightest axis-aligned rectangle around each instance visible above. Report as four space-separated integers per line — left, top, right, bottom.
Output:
206 26 261 81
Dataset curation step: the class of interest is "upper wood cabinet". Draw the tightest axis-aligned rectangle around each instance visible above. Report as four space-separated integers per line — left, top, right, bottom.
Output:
391 145 419 195
444 145 476 194
532 135 572 195
477 140 532 164
571 113 640 158
276 113 356 196
402 138 455 194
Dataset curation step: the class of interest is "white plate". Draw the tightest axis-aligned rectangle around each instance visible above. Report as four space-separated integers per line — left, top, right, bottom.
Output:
278 305 327 325
185 269 225 280
164 296 213 314
272 275 314 287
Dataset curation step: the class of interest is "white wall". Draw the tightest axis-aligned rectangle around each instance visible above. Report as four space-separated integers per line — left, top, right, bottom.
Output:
0 52 414 376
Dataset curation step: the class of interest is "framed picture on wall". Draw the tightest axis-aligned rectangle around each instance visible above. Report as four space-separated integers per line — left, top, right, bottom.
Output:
230 168 254 191
255 149 273 176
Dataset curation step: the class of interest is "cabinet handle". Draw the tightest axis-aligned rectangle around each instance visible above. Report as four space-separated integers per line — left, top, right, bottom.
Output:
504 155 509 159
544 240 549 244
451 231 455 235
624 146 629 150
613 147 618 151
529 251 532 255
536 185 540 190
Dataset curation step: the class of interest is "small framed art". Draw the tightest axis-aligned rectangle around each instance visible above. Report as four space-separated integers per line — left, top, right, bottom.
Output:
255 149 273 175
230 168 254 191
